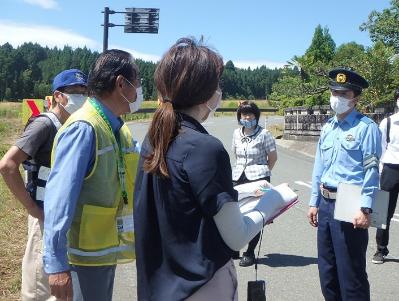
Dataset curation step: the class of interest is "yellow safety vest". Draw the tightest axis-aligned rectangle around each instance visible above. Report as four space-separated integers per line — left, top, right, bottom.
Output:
52 100 139 266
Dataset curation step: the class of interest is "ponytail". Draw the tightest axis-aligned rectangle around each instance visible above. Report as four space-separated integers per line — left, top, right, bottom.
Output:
143 102 179 177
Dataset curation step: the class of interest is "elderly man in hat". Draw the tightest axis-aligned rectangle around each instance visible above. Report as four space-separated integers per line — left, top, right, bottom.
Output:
307 68 381 300
0 69 88 300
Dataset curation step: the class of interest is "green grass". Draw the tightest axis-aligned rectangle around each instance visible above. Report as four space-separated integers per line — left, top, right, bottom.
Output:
0 109 25 301
138 99 273 110
123 99 277 121
123 113 153 122
268 124 284 138
0 102 21 119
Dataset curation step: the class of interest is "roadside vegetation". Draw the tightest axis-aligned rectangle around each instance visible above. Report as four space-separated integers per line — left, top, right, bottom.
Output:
0 102 25 301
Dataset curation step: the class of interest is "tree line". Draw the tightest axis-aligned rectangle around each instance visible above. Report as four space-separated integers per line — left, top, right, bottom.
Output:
0 43 280 102
271 0 399 112
1 0 397 111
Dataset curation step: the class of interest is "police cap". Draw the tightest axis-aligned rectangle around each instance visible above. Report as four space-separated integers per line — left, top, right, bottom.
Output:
328 68 369 92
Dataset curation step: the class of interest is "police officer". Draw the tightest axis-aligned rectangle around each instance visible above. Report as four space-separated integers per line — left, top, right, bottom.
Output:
307 68 381 301
0 69 88 301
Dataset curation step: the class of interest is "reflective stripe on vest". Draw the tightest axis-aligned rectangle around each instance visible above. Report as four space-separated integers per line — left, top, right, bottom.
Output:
98 144 117 155
52 101 138 266
68 245 131 257
67 214 134 257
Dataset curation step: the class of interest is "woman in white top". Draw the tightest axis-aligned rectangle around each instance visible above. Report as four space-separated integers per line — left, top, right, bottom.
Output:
232 101 278 267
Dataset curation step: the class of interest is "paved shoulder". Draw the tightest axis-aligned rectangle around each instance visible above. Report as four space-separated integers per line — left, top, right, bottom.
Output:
276 139 317 158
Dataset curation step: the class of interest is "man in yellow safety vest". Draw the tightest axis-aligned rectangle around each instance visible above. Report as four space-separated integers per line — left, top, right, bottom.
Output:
43 50 143 301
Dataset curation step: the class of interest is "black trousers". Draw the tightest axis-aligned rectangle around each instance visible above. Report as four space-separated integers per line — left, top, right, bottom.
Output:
377 163 399 250
233 173 270 256
318 197 370 301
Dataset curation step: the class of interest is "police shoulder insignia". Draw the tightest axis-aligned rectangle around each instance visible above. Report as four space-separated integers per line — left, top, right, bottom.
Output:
336 73 346 83
345 134 355 141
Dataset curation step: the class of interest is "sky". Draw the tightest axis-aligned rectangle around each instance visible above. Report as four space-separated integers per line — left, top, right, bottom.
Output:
1 0 392 69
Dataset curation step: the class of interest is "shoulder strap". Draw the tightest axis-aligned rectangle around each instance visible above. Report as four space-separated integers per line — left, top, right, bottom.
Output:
40 112 62 130
387 116 391 144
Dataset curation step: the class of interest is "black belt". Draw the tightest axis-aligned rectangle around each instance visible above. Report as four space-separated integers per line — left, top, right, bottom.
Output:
320 184 337 200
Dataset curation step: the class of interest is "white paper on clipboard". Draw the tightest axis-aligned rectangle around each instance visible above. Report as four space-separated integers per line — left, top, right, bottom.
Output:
334 182 389 229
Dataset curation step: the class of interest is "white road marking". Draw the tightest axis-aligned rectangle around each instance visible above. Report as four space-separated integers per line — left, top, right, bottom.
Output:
394 213 399 217
294 181 312 188
392 218 399 222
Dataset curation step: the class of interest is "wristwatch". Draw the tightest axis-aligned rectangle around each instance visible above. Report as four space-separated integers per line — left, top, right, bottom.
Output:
360 207 373 215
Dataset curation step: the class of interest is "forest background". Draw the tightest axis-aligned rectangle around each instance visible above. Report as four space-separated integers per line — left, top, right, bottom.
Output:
0 1 398 111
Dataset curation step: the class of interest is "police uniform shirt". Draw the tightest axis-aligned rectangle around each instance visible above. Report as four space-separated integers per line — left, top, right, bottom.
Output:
134 113 237 301
309 109 382 208
380 112 399 164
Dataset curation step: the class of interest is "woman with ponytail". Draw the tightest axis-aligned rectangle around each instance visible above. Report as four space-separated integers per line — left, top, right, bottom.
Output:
133 37 273 300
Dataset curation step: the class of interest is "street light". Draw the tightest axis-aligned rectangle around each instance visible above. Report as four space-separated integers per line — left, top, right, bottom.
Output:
102 7 160 52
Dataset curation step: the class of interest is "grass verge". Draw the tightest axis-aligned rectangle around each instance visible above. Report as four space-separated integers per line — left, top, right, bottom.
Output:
267 124 284 138
0 102 26 301
136 99 273 110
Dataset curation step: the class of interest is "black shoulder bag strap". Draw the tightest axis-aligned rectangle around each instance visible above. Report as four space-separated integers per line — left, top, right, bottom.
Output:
387 116 391 147
247 212 266 301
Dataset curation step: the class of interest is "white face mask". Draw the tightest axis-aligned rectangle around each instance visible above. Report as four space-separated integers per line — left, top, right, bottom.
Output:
120 78 144 113
329 95 352 114
206 89 222 113
60 93 87 114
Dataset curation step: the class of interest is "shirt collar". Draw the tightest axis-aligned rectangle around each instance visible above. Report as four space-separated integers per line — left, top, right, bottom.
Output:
333 108 359 126
240 125 261 137
93 98 124 133
179 112 208 134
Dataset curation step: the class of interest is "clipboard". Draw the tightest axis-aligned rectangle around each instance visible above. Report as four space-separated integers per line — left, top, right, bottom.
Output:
334 182 389 229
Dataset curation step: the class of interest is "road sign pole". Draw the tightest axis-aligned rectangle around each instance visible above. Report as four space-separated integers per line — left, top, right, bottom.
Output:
103 7 110 52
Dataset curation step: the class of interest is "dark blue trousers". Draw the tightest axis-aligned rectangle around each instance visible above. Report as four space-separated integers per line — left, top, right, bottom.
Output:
71 265 116 301
317 197 370 301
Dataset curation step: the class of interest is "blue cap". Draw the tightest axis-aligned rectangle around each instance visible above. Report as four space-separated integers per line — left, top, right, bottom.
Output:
52 69 88 92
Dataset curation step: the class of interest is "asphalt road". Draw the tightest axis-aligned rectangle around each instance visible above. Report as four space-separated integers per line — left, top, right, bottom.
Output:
113 115 399 301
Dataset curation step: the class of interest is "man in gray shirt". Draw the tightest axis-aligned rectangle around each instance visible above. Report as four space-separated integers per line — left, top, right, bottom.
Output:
0 69 87 301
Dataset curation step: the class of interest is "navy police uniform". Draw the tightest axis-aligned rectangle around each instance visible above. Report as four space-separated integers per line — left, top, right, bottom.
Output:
309 68 382 300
